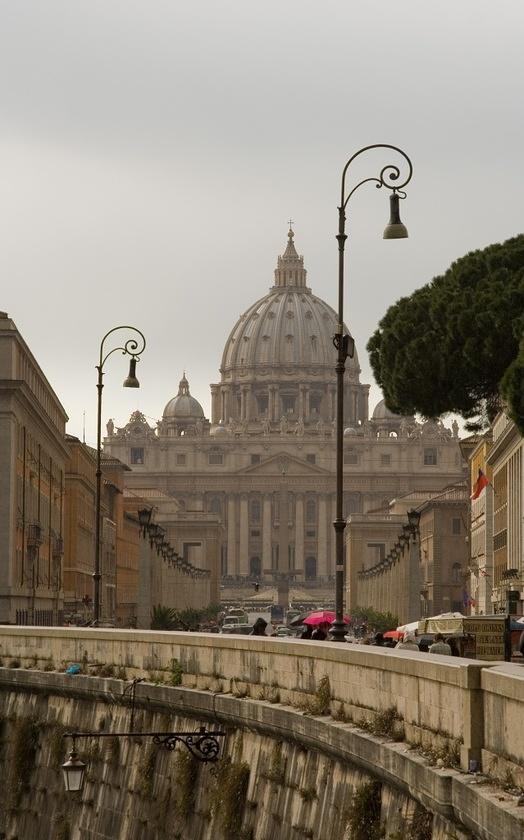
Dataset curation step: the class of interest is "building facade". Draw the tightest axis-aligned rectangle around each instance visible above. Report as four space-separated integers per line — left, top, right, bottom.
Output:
487 413 523 615
106 229 467 586
0 312 69 625
468 434 494 615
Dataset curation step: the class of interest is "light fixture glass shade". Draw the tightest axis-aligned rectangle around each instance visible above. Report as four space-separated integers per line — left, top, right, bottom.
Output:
407 508 421 529
383 192 408 239
123 357 140 388
62 750 86 792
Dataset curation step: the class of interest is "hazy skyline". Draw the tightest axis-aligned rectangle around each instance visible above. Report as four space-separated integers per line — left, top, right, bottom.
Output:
2 1 523 443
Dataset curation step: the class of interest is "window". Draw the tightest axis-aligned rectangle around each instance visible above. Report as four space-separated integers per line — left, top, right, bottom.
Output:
209 497 222 515
451 563 462 584
208 450 223 465
344 448 358 465
306 499 316 523
305 556 317 580
250 557 261 577
452 518 461 535
381 454 391 466
424 448 438 466
250 499 261 522
251 454 261 465
251 529 260 537
130 448 144 465
306 454 316 464
176 453 186 466
306 530 316 538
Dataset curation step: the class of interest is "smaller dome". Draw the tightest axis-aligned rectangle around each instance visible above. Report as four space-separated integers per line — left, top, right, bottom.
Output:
372 399 402 421
210 425 228 436
344 427 358 436
163 373 204 420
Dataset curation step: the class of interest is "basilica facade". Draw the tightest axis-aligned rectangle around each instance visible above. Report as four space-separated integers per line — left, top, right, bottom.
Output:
105 229 466 583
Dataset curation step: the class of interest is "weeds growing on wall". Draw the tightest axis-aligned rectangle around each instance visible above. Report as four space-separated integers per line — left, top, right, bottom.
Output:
344 780 382 840
211 756 250 838
409 803 433 840
361 707 405 741
137 744 157 798
265 741 286 784
170 658 183 686
8 717 40 808
52 812 71 840
307 675 331 715
174 749 199 819
48 724 69 769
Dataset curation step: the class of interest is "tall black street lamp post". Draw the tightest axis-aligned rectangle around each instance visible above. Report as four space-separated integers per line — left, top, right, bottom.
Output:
94 326 146 625
330 144 413 642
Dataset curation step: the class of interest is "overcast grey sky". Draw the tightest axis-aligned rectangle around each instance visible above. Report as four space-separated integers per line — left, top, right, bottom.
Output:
1 1 523 443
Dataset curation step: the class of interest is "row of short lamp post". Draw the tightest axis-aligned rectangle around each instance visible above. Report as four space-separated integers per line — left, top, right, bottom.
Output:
138 508 210 580
358 508 421 579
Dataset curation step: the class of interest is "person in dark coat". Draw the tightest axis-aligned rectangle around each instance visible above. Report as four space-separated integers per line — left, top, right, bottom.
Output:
311 621 330 640
300 625 313 639
518 629 524 656
250 617 268 636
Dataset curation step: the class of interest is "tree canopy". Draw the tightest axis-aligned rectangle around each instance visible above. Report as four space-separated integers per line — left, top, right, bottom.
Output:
367 233 524 433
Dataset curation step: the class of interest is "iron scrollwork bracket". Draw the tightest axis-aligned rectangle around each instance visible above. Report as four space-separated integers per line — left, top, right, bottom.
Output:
152 726 225 762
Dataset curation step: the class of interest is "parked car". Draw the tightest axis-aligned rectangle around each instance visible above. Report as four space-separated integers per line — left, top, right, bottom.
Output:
274 626 295 638
222 616 241 628
220 623 253 635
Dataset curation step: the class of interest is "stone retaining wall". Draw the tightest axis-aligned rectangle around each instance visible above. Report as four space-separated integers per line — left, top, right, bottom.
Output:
0 627 523 774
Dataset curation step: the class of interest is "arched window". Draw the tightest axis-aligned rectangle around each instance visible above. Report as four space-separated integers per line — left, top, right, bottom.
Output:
305 556 317 580
209 497 222 516
306 499 316 523
250 498 261 523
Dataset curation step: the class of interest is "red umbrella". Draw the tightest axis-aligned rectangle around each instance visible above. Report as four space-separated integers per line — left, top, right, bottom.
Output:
383 630 404 640
303 610 350 626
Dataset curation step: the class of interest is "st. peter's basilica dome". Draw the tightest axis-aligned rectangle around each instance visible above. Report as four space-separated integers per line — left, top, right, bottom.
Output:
220 228 360 375
210 228 368 428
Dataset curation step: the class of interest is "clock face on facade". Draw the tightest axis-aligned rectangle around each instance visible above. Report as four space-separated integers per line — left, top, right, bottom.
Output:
133 425 142 435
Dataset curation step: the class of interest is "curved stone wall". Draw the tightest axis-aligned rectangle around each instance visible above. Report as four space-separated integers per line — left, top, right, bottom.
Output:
0 669 521 840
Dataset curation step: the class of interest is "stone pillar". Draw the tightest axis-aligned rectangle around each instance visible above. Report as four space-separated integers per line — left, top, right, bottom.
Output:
304 387 310 419
240 388 245 421
279 484 289 572
211 385 220 424
227 495 237 576
246 386 253 421
262 494 272 576
295 494 304 580
239 494 249 576
268 388 274 422
298 386 304 419
274 386 280 421
317 495 328 579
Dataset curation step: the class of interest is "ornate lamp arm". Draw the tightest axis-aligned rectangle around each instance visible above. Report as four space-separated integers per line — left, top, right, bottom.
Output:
340 143 413 209
98 325 146 372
